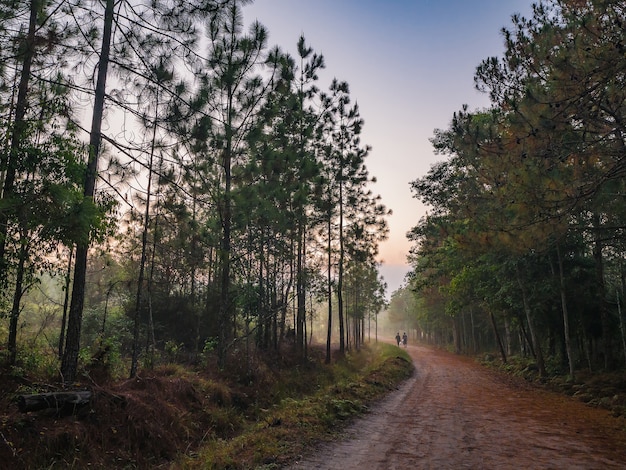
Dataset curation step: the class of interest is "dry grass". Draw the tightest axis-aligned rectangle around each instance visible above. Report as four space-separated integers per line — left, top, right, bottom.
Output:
0 342 413 469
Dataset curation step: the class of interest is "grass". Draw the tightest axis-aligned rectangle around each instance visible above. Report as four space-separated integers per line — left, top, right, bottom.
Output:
183 342 413 469
0 342 413 469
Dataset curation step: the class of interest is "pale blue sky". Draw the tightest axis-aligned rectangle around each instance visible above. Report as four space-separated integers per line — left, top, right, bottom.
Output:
243 0 536 295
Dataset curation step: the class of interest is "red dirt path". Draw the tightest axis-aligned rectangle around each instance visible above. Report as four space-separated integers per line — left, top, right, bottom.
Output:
289 344 626 469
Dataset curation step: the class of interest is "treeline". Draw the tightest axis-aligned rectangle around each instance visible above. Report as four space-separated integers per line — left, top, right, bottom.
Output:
406 0 626 379
0 0 388 382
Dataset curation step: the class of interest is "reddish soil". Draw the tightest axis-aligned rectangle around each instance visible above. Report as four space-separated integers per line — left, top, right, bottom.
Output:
289 344 626 469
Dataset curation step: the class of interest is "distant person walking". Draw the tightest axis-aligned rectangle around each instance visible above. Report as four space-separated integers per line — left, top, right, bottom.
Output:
396 332 401 346
402 332 408 347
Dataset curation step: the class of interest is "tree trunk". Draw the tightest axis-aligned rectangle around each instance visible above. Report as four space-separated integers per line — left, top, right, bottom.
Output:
58 248 73 359
489 311 507 364
617 261 626 362
296 220 306 356
325 209 333 364
593 213 611 369
0 0 39 283
18 391 92 413
516 263 546 377
61 0 114 384
130 92 159 378
145 201 159 362
470 307 477 353
555 242 575 380
338 180 345 354
7 239 27 365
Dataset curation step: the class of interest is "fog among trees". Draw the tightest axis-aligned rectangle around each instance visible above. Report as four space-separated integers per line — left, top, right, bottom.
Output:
0 0 388 380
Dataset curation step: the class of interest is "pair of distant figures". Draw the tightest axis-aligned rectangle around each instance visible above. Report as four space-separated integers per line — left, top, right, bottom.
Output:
396 332 407 347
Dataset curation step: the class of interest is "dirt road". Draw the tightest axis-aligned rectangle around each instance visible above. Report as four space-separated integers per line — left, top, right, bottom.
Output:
288 344 626 469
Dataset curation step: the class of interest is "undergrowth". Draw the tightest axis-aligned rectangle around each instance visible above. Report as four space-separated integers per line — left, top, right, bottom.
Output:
482 354 626 421
186 343 413 469
0 342 413 469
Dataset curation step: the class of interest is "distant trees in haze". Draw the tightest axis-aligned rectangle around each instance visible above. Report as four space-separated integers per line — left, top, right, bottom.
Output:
0 0 388 380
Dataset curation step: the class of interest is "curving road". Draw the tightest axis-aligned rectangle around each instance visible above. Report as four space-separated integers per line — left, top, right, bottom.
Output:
288 344 626 469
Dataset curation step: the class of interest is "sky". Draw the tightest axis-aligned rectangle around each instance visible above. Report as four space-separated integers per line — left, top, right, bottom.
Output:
242 0 536 297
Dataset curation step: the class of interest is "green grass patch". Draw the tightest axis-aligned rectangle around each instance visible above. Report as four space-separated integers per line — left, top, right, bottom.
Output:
183 343 413 469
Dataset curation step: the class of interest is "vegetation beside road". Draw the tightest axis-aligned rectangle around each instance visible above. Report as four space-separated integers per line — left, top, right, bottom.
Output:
0 343 412 469
483 354 626 425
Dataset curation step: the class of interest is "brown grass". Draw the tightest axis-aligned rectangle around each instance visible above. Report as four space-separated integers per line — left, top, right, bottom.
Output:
0 343 413 469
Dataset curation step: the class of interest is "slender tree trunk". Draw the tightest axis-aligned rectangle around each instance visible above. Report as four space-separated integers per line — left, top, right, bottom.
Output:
58 247 73 360
101 282 116 337
7 238 27 365
146 187 160 358
620 261 626 364
504 316 512 357
338 179 345 354
263 232 272 350
488 312 507 364
592 213 611 369
296 220 305 355
217 92 233 369
470 307 477 354
309 292 314 346
130 92 159 378
272 275 278 350
204 246 216 334
375 312 378 343
325 208 333 364
461 312 467 353
190 196 199 355
0 0 39 283
303 234 308 358
555 242 575 380
516 264 546 377
452 317 460 354
517 312 535 358
279 252 293 343
144 261 155 368
61 0 114 384
303 290 308 357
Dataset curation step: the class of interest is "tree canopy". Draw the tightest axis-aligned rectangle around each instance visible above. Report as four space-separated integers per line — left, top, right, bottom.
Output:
0 0 388 379
406 0 626 377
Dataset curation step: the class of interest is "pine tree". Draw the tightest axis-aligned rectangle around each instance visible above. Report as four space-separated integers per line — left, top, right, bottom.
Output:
188 0 275 367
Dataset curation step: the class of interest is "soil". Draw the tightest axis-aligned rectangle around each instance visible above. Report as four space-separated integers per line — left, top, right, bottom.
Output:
288 344 626 469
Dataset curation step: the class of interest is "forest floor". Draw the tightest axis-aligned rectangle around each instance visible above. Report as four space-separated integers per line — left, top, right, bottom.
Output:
0 342 413 469
288 344 626 469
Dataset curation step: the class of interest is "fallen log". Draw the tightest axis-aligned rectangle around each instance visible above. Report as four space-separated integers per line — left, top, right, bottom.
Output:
17 391 92 413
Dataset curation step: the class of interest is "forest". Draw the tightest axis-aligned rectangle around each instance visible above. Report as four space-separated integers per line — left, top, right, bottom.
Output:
0 0 390 384
392 0 626 380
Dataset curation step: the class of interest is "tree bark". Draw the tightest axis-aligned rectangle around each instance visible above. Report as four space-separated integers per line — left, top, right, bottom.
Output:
338 178 345 354
325 210 333 364
58 248 73 359
516 263 546 377
489 311 507 364
0 0 39 283
592 213 611 369
18 391 92 413
296 220 306 356
555 242 575 380
7 238 27 365
61 0 114 384
619 261 626 364
130 92 159 378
